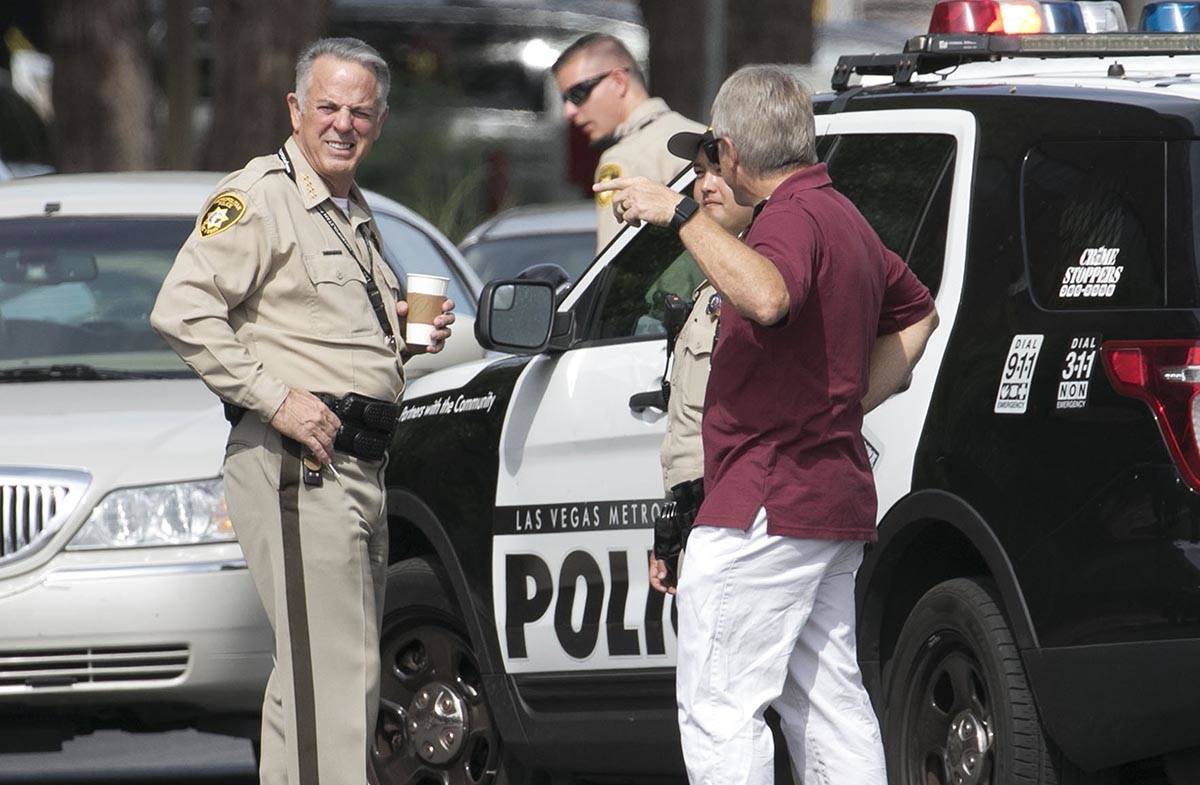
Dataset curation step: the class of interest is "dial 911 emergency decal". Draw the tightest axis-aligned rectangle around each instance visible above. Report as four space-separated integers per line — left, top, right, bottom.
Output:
995 334 1044 414
493 501 677 673
1056 335 1100 410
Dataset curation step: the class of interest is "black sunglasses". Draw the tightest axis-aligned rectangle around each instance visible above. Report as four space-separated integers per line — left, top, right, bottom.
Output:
701 135 722 165
561 67 628 106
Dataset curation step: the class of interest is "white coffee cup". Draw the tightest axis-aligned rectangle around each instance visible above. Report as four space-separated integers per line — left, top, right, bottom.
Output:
404 273 450 347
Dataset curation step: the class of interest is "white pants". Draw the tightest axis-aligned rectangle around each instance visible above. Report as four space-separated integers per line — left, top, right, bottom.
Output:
676 508 886 785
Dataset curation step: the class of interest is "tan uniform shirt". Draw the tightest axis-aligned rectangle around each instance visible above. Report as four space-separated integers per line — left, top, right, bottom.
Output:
151 136 406 421
593 98 704 251
660 280 719 490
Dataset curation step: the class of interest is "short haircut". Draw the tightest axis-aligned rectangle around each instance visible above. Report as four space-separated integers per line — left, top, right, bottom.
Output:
295 37 391 110
711 65 817 177
551 33 646 87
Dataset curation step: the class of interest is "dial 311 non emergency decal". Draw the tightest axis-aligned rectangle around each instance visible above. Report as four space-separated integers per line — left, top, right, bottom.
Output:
1056 335 1100 410
995 334 1044 414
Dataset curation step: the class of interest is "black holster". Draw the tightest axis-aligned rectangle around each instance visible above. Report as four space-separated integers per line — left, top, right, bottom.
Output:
317 392 400 462
223 401 247 427
654 477 704 577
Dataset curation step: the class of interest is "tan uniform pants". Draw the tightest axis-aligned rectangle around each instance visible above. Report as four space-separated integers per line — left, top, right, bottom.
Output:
225 416 389 785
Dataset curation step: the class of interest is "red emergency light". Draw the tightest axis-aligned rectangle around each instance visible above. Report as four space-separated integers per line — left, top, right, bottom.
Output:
929 0 1045 33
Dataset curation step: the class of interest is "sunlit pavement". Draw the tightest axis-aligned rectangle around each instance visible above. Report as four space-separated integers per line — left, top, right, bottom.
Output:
0 729 255 784
0 728 1175 785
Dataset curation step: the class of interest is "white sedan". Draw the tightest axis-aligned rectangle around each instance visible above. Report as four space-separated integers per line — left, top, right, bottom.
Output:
0 172 483 747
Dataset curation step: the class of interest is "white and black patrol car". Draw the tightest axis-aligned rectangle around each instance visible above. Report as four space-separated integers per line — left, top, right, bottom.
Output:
370 24 1200 785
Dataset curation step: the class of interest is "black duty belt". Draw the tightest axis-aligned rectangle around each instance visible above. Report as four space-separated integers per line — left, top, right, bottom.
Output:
221 393 398 463
277 146 398 350
317 392 399 462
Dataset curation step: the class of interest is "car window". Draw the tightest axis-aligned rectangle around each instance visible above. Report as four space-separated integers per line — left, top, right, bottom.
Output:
0 217 193 373
1023 141 1166 310
0 86 49 167
825 133 956 294
374 212 475 316
905 161 954 297
816 134 837 162
462 232 595 286
588 226 700 342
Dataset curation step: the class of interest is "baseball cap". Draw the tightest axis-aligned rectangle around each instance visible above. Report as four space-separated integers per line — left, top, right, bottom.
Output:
667 129 715 161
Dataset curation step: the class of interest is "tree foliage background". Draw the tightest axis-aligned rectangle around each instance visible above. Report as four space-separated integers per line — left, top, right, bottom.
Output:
19 0 821 238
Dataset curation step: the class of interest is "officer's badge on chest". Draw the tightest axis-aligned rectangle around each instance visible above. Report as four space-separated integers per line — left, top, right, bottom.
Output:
594 162 623 208
706 292 721 320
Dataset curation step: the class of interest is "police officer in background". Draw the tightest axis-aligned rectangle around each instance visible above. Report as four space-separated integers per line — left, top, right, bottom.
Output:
551 33 703 251
650 129 753 596
150 37 454 785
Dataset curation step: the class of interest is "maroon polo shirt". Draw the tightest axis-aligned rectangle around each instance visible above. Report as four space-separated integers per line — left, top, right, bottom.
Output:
698 163 934 541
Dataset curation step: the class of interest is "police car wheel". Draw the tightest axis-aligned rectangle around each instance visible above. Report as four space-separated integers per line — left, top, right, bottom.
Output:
882 578 1108 785
372 558 537 785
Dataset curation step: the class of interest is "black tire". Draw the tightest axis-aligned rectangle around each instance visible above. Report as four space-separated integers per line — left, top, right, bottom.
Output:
882 578 1115 785
370 557 541 785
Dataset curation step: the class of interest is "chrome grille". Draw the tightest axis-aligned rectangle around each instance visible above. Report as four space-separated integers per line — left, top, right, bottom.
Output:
0 468 90 566
0 645 190 690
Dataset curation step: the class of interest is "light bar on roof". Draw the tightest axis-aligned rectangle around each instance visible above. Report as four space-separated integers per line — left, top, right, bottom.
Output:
833 32 1200 91
906 31 1200 54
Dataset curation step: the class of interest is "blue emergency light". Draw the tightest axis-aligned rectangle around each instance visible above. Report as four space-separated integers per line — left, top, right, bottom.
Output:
1040 1 1086 32
1140 2 1200 31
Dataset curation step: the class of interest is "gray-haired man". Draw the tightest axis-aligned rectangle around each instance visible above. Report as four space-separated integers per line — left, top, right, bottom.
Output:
152 37 454 785
598 65 938 784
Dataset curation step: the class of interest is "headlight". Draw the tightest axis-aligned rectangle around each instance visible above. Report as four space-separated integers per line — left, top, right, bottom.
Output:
68 478 235 550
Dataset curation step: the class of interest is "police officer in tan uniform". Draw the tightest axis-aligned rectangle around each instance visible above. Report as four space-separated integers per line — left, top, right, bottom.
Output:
650 130 753 596
150 38 454 785
551 33 703 251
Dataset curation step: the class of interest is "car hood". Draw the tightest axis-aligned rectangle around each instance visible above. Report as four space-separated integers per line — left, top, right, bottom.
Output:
0 379 228 490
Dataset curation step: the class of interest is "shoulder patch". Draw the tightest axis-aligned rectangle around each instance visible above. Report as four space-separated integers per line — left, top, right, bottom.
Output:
200 192 246 238
594 162 623 208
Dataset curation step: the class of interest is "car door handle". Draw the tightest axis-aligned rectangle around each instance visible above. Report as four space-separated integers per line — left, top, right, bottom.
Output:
629 389 666 413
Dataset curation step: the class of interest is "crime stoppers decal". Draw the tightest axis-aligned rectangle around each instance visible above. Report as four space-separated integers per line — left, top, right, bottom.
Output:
995 335 1043 414
1056 335 1100 410
1059 246 1123 299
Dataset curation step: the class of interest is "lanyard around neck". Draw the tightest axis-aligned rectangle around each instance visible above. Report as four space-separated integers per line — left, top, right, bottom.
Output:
277 147 398 349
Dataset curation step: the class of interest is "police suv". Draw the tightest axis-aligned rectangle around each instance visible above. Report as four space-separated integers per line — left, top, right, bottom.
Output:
370 8 1200 785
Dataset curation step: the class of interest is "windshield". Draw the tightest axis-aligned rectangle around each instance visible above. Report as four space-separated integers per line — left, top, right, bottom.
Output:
374 212 476 315
0 217 194 376
462 232 595 287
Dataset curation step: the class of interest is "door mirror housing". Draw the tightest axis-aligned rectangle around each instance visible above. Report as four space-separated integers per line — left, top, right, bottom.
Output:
475 279 558 354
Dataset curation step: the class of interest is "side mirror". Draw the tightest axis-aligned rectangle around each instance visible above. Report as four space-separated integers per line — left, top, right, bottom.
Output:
516 262 572 304
475 279 556 354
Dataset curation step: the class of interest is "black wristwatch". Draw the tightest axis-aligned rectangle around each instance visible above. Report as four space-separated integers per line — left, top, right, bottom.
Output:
669 195 700 232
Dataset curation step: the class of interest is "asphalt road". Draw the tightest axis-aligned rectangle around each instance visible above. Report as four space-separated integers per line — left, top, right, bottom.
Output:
0 729 1175 785
0 729 256 784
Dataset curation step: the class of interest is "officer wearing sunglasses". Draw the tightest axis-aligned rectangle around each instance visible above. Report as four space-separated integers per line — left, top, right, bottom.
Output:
551 33 703 252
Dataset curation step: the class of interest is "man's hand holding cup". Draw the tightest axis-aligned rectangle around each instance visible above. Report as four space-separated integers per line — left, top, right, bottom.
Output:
398 273 455 356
